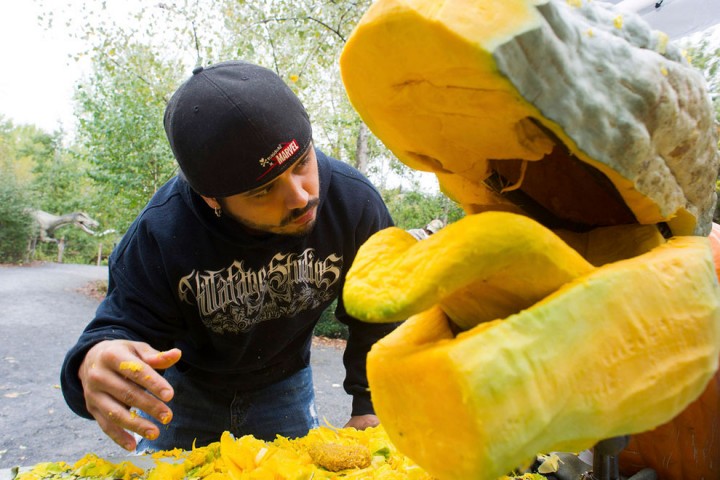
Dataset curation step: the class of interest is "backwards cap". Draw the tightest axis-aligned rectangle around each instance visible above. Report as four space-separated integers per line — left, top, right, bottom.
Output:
164 60 313 197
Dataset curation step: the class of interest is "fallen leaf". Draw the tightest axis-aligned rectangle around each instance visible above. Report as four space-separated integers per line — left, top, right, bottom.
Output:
4 391 30 398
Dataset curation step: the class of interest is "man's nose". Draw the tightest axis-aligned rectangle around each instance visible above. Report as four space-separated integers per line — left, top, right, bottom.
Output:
282 175 309 210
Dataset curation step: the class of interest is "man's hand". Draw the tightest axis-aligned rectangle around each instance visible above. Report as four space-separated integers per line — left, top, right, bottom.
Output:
344 414 380 430
79 340 181 451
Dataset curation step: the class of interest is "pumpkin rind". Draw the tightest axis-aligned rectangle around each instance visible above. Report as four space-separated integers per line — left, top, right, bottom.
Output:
341 0 720 478
366 234 720 480
340 0 719 235
617 223 720 480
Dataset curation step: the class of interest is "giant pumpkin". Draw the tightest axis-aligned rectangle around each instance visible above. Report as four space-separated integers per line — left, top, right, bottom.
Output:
617 223 720 479
339 0 720 479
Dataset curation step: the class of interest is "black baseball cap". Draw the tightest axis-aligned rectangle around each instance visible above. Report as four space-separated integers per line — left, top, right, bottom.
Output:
164 60 313 197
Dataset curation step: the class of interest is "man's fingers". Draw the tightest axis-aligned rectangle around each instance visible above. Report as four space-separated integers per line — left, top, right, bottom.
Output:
112 355 175 404
344 414 380 430
97 416 137 451
143 347 182 370
127 346 181 402
105 371 174 426
80 340 181 448
88 392 159 451
85 362 173 433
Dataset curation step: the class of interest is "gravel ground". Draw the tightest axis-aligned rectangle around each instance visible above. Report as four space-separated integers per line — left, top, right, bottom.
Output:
0 262 350 471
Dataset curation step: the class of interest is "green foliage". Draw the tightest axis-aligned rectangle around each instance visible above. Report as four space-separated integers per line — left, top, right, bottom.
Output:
684 35 720 124
0 114 111 264
0 174 33 264
313 300 349 339
73 44 181 233
2 0 468 265
383 188 465 230
683 33 720 222
26 131 92 213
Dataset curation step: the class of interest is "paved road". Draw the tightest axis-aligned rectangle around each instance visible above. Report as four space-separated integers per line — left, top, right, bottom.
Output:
0 262 349 471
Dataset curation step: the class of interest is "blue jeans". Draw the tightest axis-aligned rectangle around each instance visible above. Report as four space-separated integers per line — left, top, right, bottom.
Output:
136 365 319 452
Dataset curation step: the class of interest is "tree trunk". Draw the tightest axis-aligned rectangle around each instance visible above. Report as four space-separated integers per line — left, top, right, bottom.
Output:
57 237 65 263
355 122 369 175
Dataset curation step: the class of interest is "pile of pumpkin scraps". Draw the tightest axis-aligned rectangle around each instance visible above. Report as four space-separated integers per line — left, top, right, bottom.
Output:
13 425 420 479
12 425 560 479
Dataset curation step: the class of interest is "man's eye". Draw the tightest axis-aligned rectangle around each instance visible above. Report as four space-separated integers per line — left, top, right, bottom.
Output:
296 155 311 169
252 188 271 198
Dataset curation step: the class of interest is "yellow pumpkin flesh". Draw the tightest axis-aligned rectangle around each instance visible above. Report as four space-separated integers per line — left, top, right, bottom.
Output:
340 0 720 479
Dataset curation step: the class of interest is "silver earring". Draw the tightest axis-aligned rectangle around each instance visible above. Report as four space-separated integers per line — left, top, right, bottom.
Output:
214 206 222 218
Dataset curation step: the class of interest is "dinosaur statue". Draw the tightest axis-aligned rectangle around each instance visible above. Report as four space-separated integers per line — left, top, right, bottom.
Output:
29 209 100 243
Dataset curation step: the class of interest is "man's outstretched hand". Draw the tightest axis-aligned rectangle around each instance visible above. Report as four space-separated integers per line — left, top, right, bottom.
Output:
79 340 181 451
344 414 380 430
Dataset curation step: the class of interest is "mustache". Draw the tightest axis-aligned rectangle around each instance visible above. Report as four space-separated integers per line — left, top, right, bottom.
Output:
281 197 320 226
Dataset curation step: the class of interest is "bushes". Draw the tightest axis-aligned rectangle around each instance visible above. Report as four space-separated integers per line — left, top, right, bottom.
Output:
314 300 349 340
0 176 33 264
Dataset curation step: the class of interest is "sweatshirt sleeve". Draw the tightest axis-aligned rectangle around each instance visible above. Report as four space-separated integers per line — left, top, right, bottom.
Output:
336 179 400 416
336 301 401 416
60 222 181 419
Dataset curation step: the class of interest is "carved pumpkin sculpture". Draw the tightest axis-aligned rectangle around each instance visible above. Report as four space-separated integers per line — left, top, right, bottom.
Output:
339 0 720 479
617 222 720 479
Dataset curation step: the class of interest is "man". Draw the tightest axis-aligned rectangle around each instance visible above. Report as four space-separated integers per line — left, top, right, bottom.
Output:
60 60 397 453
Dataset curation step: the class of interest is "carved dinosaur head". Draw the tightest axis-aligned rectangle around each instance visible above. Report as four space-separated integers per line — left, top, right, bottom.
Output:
73 212 100 235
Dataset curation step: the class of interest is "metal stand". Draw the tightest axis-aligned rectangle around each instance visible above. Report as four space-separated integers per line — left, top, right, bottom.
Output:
591 436 629 480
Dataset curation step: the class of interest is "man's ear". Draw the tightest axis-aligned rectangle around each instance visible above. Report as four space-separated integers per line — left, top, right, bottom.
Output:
200 195 220 210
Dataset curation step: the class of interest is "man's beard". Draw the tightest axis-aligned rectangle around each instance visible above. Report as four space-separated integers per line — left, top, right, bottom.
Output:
279 198 320 226
221 197 320 236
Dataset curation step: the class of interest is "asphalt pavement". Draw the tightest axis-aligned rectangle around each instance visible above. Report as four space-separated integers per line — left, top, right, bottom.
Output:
0 262 349 471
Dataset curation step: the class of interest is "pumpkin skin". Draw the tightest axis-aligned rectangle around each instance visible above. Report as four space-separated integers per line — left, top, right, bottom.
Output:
340 0 720 479
617 223 720 480
340 0 718 236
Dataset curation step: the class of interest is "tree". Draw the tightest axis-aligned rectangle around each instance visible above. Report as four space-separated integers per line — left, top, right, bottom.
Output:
0 119 35 263
383 188 465 230
41 0 422 183
37 0 462 238
683 32 720 221
72 44 181 233
0 175 33 264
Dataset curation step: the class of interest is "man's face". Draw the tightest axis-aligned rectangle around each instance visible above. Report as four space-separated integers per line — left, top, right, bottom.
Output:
210 148 320 236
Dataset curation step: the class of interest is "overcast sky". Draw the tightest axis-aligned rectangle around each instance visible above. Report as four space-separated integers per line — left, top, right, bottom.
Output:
0 1 87 133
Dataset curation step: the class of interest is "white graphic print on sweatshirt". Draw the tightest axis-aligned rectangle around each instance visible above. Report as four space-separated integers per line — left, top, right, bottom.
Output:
178 248 343 333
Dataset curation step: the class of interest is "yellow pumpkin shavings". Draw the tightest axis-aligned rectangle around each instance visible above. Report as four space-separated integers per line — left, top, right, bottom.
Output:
613 14 623 29
15 425 446 479
536 453 562 474
119 361 144 372
14 425 562 479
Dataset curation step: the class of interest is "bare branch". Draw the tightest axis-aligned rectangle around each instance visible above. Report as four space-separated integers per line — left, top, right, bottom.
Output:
305 16 346 42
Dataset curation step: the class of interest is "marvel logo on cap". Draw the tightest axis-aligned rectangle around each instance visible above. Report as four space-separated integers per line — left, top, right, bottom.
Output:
258 139 301 181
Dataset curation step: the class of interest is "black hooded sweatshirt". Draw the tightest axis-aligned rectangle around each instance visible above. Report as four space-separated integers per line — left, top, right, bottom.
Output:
61 150 397 419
